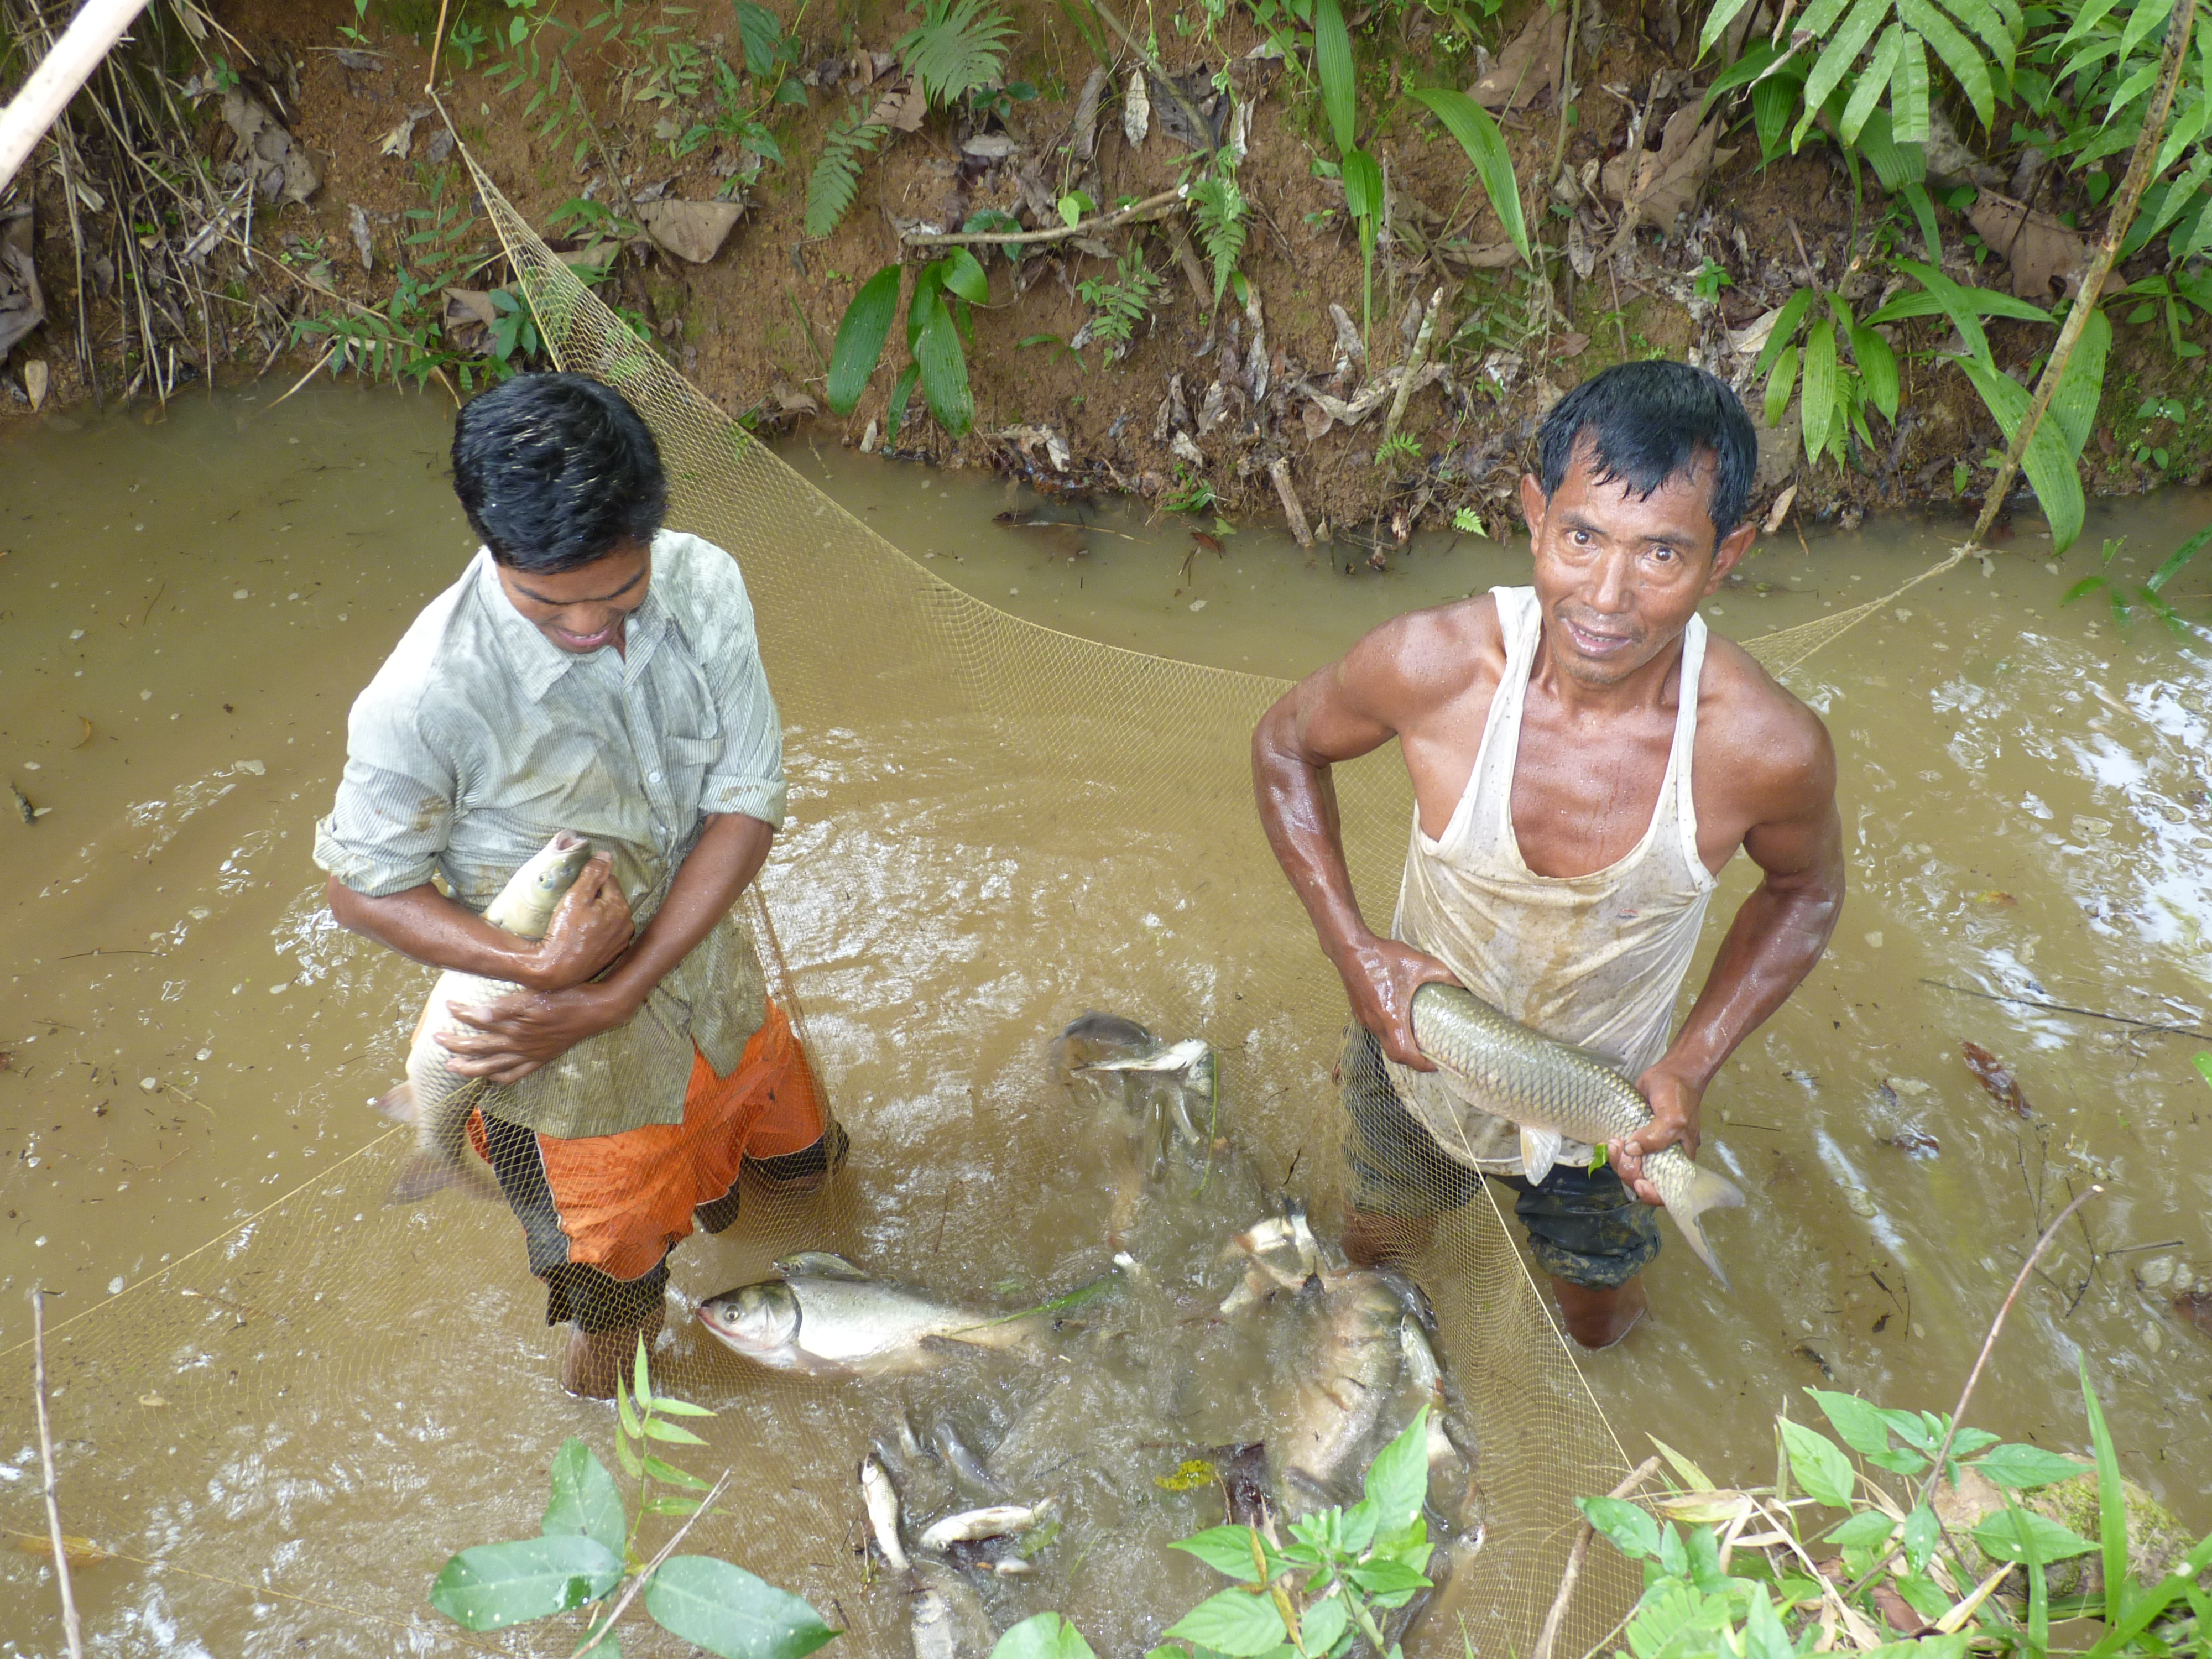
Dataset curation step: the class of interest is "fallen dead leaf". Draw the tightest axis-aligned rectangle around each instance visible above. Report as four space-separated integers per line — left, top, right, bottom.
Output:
1471 7 1566 111
23 359 48 411
1601 106 1730 241
347 202 374 273
1444 238 1522 268
769 380 819 415
13 1534 112 1568
1961 1040 2032 1119
1969 191 2092 302
442 288 496 330
73 717 93 748
1556 330 1590 359
139 1391 168 1407
1969 889 2018 907
2178 1291 2212 1336
222 88 319 205
1762 483 1798 535
635 200 746 264
869 77 927 132
1123 65 1150 146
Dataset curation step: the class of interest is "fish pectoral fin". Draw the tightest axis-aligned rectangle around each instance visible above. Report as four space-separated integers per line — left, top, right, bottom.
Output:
385 1152 500 1205
372 1082 418 1123
1517 1126 1563 1182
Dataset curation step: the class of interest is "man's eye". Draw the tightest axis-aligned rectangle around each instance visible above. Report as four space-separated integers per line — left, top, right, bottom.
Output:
1572 530 1592 546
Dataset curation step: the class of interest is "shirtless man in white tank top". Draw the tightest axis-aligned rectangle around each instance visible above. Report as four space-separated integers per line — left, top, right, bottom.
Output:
1252 361 1844 1348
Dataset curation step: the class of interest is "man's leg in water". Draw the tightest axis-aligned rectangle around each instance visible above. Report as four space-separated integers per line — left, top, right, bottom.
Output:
1494 1163 1660 1348
1337 1024 1481 1267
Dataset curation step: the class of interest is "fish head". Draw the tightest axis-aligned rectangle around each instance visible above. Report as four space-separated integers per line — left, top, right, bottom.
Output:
696 1281 802 1360
1052 1011 1161 1077
483 831 596 938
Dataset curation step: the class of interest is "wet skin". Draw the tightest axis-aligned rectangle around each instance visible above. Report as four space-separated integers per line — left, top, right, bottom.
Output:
1253 442 1844 1347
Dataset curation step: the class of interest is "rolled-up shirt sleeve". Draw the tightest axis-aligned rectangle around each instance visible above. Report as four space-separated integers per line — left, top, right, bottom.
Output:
312 685 460 898
691 554 787 829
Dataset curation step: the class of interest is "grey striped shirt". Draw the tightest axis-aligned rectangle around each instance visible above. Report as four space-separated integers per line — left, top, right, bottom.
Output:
314 530 783 1140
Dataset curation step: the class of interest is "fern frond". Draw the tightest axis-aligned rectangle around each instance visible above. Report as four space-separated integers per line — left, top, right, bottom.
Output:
898 0 1015 109
1189 175 1249 304
805 112 887 239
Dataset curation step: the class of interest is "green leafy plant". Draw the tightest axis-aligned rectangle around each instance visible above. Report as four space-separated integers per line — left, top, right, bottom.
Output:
1453 505 1488 535
1164 463 1219 513
1188 161 1251 306
430 1340 838 1657
1076 247 1162 357
1407 86 1533 269
1754 286 1902 468
826 251 988 435
1581 1363 2212 1659
1693 257 1734 300
806 109 890 238
898 0 1016 108
2062 529 2209 635
1376 431 1422 468
338 0 371 46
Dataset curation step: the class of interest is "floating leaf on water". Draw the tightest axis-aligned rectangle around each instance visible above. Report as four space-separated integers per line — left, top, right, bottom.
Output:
139 1392 168 1408
1961 1041 2032 1118
73 717 92 748
13 1534 112 1568
1886 1128 1939 1155
1155 1458 1218 1491
1969 890 2017 907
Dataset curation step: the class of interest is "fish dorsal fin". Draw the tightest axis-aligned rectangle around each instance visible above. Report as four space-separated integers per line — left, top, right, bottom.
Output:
776 1251 870 1281
1518 1126 1563 1182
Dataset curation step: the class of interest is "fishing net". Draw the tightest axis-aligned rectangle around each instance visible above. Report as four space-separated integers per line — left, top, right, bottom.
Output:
3 128 1954 1656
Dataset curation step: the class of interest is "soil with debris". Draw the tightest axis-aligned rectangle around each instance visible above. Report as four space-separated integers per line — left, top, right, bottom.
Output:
4 0 2210 553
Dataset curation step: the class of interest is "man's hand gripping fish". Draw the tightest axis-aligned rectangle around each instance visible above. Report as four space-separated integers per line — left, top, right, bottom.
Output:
375 831 595 1202
1408 983 1745 1284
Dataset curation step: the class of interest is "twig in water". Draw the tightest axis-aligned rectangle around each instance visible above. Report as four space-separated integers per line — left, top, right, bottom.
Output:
569 1467 734 1658
1921 978 2211 1040
137 580 165 630
32 1289 87 1659
1535 1454 1662 1659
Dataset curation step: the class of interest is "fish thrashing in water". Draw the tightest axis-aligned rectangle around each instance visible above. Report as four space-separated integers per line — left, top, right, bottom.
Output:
1409 982 1746 1282
693 1011 1481 1656
373 830 594 1203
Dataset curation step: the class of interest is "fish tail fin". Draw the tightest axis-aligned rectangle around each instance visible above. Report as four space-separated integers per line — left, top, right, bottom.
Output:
1671 1165 1746 1287
372 1082 417 1123
384 1152 500 1205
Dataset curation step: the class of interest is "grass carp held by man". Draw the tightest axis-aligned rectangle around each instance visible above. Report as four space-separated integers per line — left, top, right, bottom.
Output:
375 830 594 1203
1407 982 1745 1284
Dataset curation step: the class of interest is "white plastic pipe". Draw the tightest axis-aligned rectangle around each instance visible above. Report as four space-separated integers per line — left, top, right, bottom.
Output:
0 0 154 197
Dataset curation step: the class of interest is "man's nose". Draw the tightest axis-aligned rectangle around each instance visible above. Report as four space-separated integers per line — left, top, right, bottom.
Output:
1588 551 1632 613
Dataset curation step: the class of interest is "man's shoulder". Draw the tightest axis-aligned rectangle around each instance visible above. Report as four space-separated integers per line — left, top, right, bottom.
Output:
1355 591 1505 687
1694 629 1836 807
354 561 485 724
652 530 753 609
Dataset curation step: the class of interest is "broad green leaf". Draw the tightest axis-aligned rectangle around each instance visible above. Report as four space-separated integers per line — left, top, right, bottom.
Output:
645 1557 837 1659
1932 0 2017 78
1364 1406 1430 1532
1802 318 1838 462
2048 304 2109 457
1807 1391 1893 1458
1703 41 1794 111
613 1428 643 1478
1956 354 2085 550
2115 0 2177 70
1336 1496 1379 1556
733 0 784 76
1301 1594 1350 1653
1340 147 1383 222
1312 0 1357 155
1973 1443 2090 1489
651 1396 716 1418
1779 1417 1854 1507
912 285 974 436
1903 1503 1943 1572
2058 0 2125 47
641 1454 716 1492
1796 0 1894 149
542 1439 627 1559
633 1338 654 1410
1171 1526 1279 1584
641 1416 708 1446
939 247 989 305
1756 288 1819 375
2080 1354 2126 1625
1864 272 2049 327
1800 0 1861 39
1854 107 1927 190
1890 258 1993 359
1743 1588 1793 1659
886 361 920 439
2147 523 2212 594
1579 1494 1662 1559
1827 1509 1899 1548
1756 71 1806 158
1347 1557 1432 1594
1901 180 1942 258
1409 90 1532 267
1971 1507 2096 1563
1166 1587 1290 1657
1765 343 1801 429
429 1535 622 1631
1841 30 1904 143
992 1612 1098 1659
2080 1529 2212 1658
616 1375 642 1440
1853 324 1901 420
1898 0 1995 127
643 1494 704 1516
1890 28 1932 141
1698 0 1758 58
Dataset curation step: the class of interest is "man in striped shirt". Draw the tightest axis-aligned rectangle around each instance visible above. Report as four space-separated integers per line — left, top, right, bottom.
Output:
315 374 842 1396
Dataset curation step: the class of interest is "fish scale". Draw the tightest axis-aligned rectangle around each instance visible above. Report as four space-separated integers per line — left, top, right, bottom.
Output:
1408 982 1745 1284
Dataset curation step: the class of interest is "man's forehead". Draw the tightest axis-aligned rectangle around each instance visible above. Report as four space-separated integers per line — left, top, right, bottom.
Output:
1556 440 1719 537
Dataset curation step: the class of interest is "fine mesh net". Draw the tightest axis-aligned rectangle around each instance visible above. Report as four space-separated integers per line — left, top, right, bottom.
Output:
9 136 1996 1653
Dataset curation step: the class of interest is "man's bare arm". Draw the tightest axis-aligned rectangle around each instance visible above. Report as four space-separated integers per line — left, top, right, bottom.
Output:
1252 610 1475 1068
325 855 633 993
1614 705 1843 1201
439 813 775 1084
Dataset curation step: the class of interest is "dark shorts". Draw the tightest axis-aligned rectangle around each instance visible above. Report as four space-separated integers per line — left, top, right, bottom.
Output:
1339 1024 1660 1289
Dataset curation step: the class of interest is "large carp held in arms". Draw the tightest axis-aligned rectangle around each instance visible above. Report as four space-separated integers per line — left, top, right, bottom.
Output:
374 830 596 1202
1407 982 1745 1284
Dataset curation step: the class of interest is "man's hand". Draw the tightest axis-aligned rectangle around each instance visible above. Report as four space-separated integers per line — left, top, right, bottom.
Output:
437 982 641 1086
1611 1063 1704 1205
1337 935 1462 1070
521 853 633 992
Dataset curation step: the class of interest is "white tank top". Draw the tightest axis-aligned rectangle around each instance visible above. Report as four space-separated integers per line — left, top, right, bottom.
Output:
1383 586 1719 1176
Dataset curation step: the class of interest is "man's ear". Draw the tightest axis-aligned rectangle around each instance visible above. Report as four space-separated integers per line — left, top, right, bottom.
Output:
1518 473 1548 545
1703 519 1757 594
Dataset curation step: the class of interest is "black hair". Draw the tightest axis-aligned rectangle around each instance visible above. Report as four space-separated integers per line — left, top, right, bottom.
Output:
1535 359 1757 547
450 373 667 572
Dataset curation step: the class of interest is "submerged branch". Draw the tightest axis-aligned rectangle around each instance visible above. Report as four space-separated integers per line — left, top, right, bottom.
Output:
32 1289 86 1659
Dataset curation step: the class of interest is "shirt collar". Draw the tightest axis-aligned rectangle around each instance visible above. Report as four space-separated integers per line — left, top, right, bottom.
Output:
471 543 669 701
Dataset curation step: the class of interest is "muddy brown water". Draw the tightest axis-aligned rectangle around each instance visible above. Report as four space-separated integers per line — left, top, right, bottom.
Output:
2 384 2210 1655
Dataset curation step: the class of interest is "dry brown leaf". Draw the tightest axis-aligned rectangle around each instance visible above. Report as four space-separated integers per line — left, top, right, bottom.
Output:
1471 8 1567 110
635 200 746 264
870 78 927 132
221 89 319 205
1555 330 1590 359
74 716 93 749
12 1534 112 1568
23 359 48 411
1603 107 1730 237
1761 483 1798 535
442 289 496 329
1961 1040 2032 1118
1446 238 1524 268
1968 191 2092 301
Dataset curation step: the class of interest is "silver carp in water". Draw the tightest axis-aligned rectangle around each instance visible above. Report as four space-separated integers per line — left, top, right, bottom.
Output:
909 1561 996 1659
861 1451 911 1571
1408 982 1745 1285
695 1253 1045 1378
1278 1267 1412 1506
375 830 594 1203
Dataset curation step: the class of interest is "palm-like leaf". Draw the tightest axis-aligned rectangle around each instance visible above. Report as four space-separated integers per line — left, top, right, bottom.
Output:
898 0 1015 109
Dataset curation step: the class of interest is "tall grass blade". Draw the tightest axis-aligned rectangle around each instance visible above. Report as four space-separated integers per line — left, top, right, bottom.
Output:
1409 89 1532 265
1313 0 1358 155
